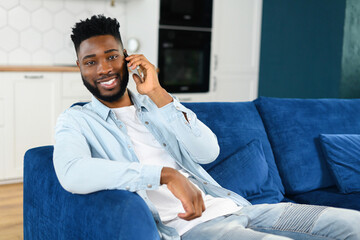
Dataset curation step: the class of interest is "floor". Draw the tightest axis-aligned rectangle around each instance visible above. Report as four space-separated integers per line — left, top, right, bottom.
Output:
0 183 23 240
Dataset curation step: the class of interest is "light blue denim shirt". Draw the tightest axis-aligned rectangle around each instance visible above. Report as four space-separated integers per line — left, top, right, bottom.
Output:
53 90 251 240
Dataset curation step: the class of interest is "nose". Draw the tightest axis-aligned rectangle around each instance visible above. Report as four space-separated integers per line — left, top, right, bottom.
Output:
97 59 112 75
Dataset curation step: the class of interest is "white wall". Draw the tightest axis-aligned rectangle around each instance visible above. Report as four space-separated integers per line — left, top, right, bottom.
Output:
0 0 262 102
0 0 129 66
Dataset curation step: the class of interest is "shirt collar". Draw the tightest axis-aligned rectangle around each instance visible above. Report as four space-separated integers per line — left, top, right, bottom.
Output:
90 89 149 121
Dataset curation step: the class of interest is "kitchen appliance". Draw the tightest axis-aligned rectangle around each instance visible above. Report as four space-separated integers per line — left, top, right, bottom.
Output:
158 0 213 93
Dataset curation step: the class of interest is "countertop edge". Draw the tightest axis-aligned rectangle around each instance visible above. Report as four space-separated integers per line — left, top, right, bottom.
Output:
0 66 79 72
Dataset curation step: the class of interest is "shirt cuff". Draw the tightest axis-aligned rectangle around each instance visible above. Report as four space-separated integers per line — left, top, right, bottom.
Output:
139 164 163 191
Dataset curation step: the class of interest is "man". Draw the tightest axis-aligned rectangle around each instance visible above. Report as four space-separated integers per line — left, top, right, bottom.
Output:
54 15 360 240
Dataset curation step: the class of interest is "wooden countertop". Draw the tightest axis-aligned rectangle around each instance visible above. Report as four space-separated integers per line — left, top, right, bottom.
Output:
0 65 79 72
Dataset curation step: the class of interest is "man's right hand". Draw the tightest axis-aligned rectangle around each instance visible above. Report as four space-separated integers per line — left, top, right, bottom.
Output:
160 167 205 221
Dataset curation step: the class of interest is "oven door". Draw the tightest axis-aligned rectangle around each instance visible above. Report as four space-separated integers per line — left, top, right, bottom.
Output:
158 29 211 93
160 0 213 28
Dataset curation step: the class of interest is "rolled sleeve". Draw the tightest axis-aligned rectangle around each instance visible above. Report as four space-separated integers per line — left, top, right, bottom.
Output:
158 97 198 132
155 97 220 164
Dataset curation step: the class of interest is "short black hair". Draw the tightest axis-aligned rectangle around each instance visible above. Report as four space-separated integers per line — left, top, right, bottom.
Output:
71 14 123 53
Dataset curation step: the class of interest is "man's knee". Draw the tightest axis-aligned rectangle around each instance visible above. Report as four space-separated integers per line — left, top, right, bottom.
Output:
314 207 360 240
336 209 360 240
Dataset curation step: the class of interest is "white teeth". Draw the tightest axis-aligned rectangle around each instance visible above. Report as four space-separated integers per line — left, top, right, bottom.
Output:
100 78 116 86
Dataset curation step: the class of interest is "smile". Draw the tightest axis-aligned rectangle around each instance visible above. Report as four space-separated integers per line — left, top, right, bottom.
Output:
100 78 116 86
97 76 119 89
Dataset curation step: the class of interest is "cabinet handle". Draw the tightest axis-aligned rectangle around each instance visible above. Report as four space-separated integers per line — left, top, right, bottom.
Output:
214 55 218 71
24 75 44 79
213 76 217 92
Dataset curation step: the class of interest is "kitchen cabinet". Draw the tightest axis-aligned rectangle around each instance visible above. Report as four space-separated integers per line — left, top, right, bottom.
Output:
164 0 263 102
211 0 263 101
0 71 91 183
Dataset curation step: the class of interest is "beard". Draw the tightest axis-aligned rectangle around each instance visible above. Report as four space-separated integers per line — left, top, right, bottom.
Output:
81 63 129 103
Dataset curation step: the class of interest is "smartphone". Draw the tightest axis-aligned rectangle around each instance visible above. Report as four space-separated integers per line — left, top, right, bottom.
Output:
123 49 143 83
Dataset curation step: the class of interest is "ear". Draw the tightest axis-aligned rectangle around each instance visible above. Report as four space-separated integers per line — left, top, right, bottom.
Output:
76 60 80 68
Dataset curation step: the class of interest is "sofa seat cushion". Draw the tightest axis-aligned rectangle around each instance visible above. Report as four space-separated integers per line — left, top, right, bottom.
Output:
319 134 360 193
207 139 270 204
255 97 360 195
288 187 360 211
184 102 285 204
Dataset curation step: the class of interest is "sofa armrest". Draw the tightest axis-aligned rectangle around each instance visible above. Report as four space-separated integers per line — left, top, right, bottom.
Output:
24 146 160 240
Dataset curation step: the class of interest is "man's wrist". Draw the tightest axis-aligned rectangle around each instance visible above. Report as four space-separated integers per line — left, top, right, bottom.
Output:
147 87 173 108
160 167 178 185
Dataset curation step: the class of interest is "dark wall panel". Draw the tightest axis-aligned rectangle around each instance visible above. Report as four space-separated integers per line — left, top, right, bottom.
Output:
341 0 360 98
258 0 346 98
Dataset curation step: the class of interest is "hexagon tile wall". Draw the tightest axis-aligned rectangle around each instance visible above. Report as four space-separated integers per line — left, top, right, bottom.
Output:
0 0 127 66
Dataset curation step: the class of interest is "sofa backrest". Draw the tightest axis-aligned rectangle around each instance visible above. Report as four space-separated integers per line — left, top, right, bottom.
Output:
255 97 360 195
184 102 285 204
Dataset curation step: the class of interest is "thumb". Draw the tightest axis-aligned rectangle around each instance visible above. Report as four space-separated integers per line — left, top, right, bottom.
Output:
178 201 195 219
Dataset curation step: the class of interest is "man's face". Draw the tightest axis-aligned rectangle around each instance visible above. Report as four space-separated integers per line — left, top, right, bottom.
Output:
76 35 129 103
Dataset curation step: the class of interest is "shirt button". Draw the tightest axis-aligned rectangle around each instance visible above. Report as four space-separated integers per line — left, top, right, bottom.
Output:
203 182 208 185
227 192 231 196
147 184 152 188
119 125 123 128
176 106 180 110
163 143 167 147
145 121 149 125
125 186 130 190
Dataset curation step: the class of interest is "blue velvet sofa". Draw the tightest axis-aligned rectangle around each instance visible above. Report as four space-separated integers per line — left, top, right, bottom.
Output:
24 97 360 239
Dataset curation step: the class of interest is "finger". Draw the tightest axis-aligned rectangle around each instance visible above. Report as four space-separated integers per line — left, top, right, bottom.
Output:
132 73 142 84
128 59 153 71
125 53 144 60
178 212 196 221
126 55 150 67
178 201 196 221
194 195 203 217
126 54 147 66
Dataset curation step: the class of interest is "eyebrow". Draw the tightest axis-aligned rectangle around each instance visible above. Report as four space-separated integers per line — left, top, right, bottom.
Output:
82 54 96 61
82 49 120 61
104 49 119 54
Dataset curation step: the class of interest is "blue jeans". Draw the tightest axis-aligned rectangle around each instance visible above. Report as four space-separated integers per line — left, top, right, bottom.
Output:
181 203 360 240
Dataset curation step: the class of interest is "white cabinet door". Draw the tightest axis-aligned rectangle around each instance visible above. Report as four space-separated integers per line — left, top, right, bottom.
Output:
0 80 7 181
211 0 262 101
0 72 61 181
0 71 92 183
61 72 92 112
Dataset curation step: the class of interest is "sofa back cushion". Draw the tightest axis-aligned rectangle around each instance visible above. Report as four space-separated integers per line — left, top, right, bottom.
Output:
255 97 360 194
183 102 285 204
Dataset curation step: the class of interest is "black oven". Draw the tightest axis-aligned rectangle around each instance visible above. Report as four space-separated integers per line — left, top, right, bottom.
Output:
160 0 213 28
158 0 213 93
158 29 211 93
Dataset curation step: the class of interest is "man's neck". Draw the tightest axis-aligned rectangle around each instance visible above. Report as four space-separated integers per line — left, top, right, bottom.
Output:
98 89 133 108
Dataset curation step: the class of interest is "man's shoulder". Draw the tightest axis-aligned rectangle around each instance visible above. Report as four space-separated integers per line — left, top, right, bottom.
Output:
63 102 91 116
55 102 108 134
58 102 101 124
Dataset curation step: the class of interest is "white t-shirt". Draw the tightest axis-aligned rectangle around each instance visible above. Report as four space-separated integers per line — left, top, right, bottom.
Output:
113 105 241 236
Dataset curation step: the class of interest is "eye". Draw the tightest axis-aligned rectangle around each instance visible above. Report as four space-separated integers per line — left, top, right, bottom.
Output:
85 61 95 66
108 55 118 60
